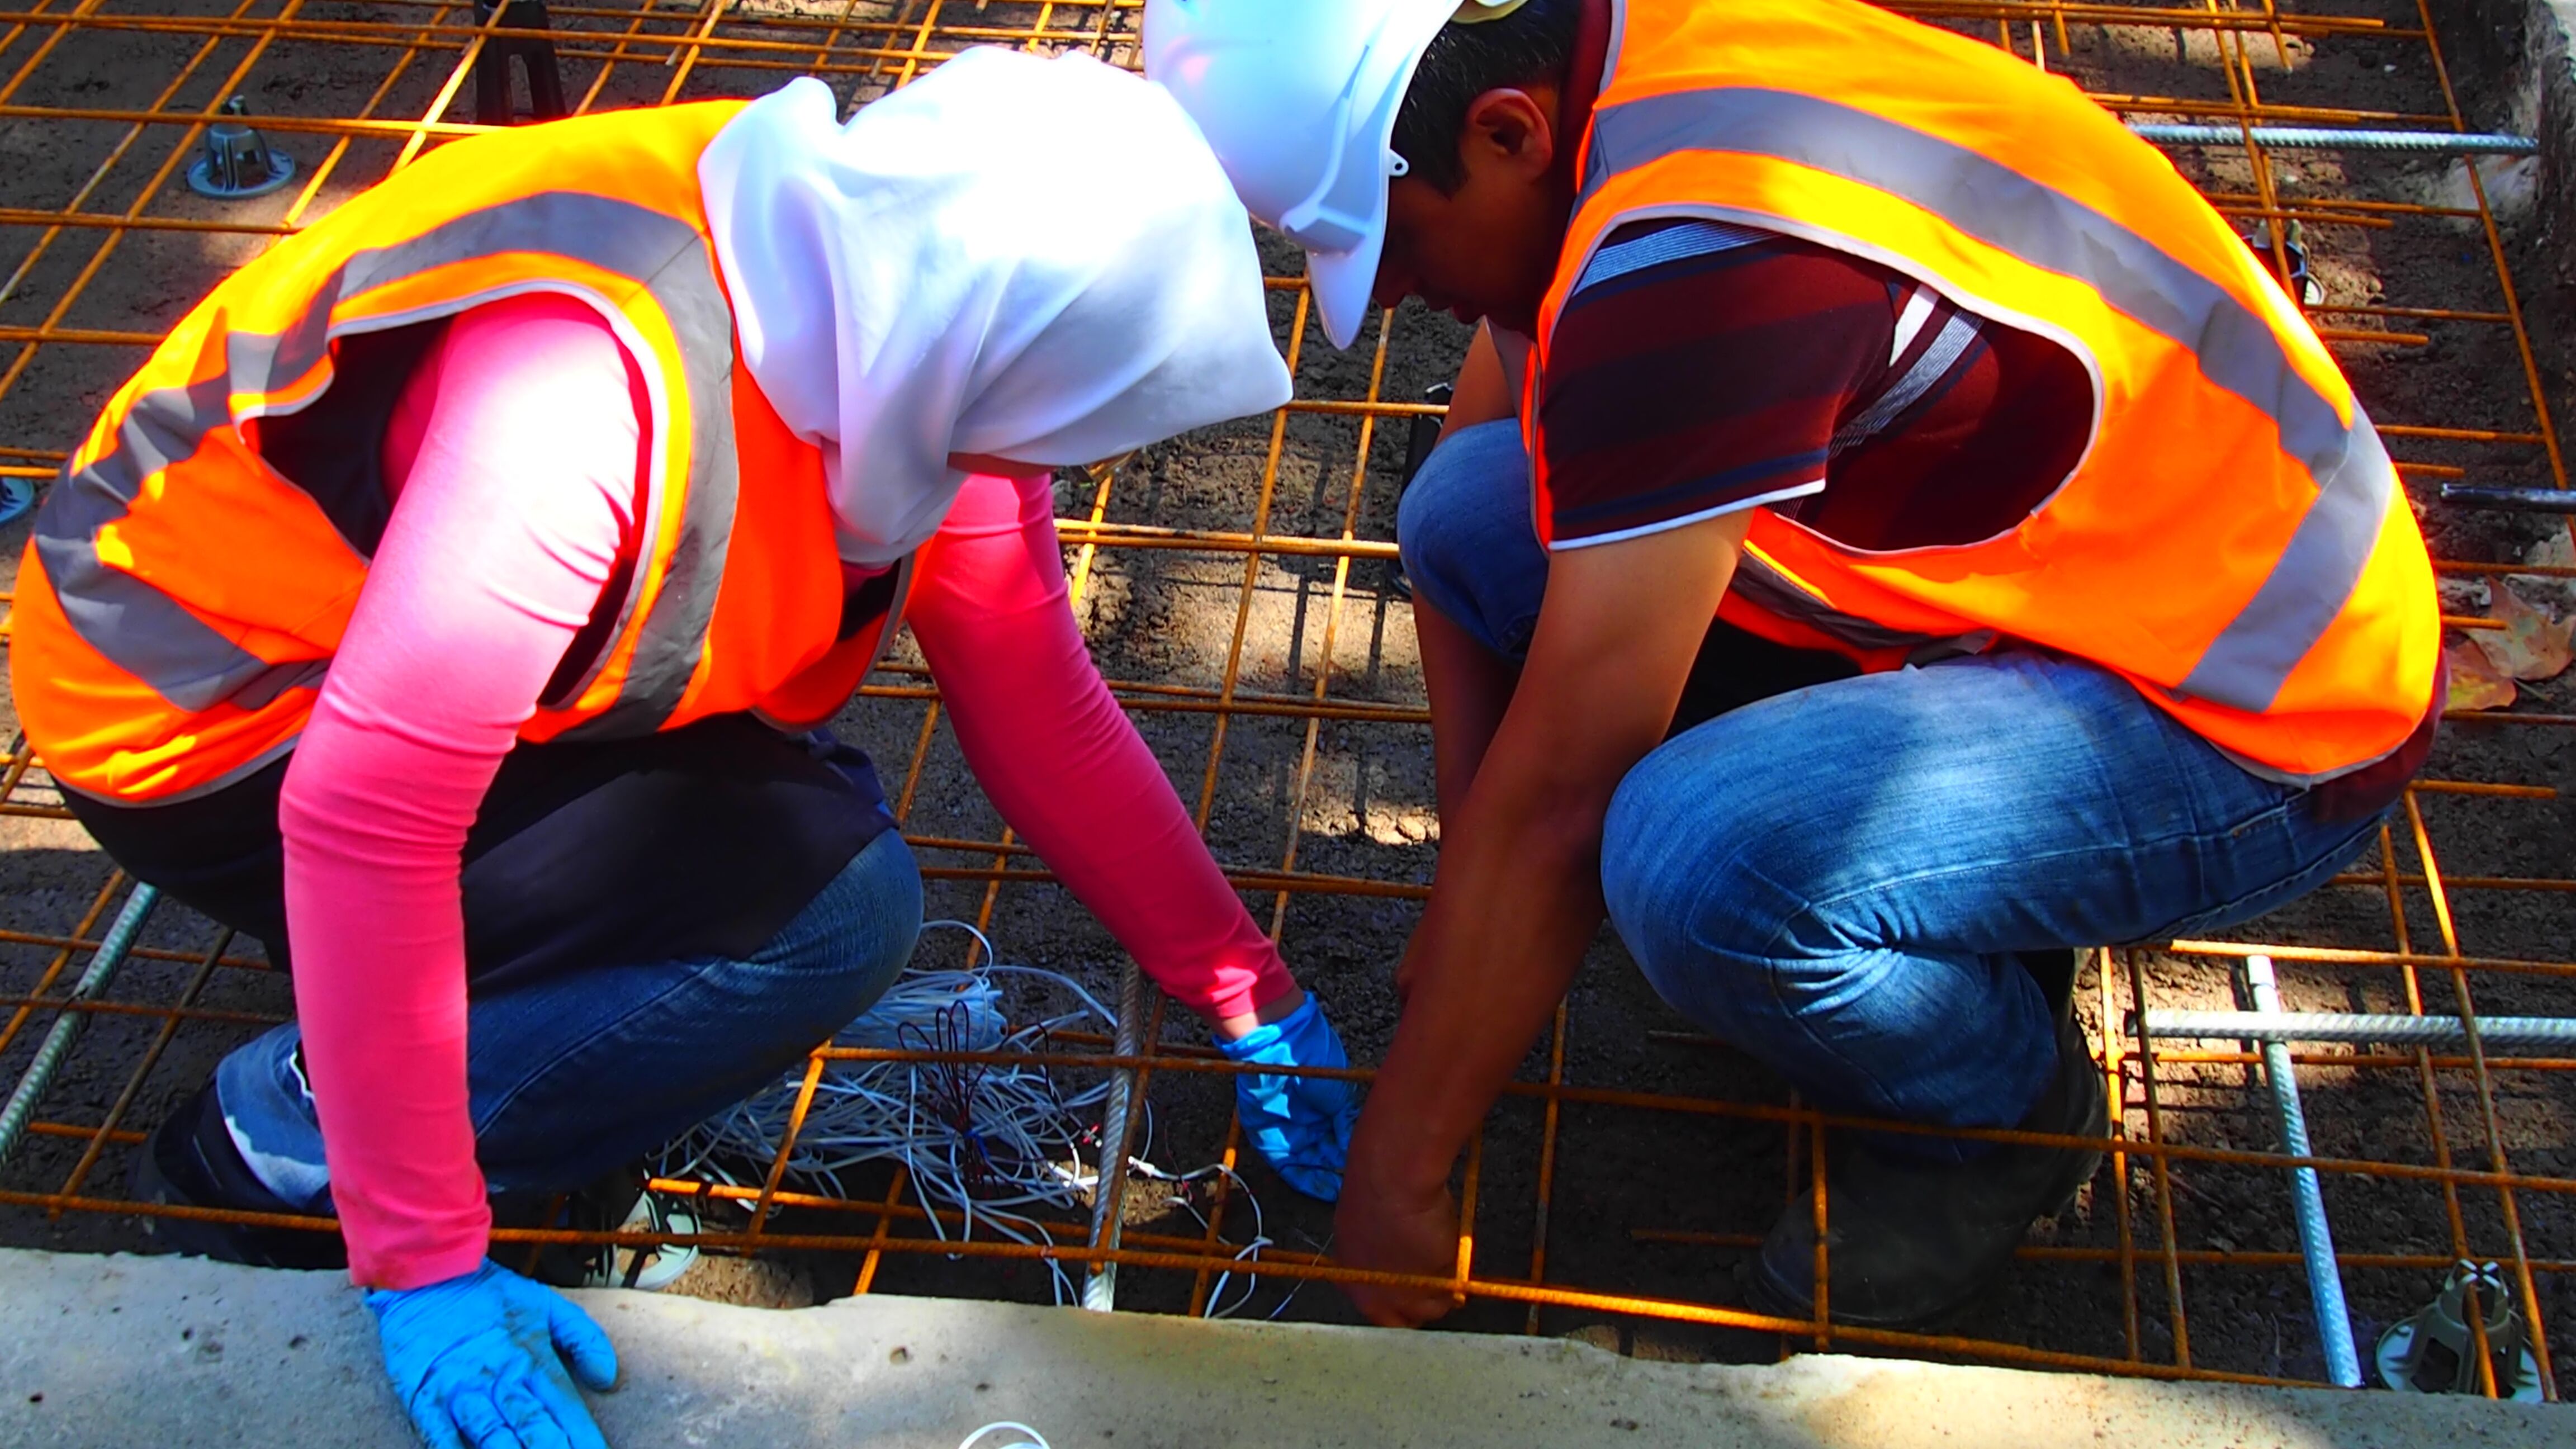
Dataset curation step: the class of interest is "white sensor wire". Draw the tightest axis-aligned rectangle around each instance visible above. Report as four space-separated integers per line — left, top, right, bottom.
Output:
660 920 1271 1310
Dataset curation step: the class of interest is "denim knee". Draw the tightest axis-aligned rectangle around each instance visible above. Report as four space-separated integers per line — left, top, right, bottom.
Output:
1600 742 1761 1014
1396 419 1546 659
757 828 923 1016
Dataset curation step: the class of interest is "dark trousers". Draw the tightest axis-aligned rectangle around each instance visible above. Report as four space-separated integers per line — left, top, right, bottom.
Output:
73 716 919 1206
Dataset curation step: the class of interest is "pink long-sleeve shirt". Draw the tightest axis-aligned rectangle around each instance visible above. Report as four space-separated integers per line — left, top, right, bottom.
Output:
281 294 1294 1289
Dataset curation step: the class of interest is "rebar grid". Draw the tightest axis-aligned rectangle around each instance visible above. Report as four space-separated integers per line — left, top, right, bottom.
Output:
0 0 2570 1395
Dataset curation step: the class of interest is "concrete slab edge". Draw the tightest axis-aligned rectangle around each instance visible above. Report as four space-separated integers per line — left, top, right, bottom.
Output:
0 1248 2564 1448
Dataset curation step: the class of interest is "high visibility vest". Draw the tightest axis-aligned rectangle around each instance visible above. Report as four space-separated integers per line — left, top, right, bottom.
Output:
1532 0 2438 782
12 101 903 804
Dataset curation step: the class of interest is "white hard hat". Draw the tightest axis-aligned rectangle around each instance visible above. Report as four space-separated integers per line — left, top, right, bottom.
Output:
1145 0 1479 348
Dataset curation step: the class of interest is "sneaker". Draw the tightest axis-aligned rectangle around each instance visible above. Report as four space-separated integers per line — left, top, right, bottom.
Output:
1748 1011 2107 1328
129 1081 348 1270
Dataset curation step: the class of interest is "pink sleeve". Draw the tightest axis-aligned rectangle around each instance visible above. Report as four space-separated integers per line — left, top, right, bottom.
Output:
906 472 1298 1022
277 293 645 1290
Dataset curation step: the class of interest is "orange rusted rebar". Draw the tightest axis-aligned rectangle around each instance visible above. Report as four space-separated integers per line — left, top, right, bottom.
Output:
2099 948 2142 1362
2373 820 2503 1395
851 1166 911 1296
2128 948 2192 1367
2404 792 2559 1397
4 0 2575 1396
1523 1000 1569 1336
1266 304 1396 939
50 929 235 1207
0 874 123 1060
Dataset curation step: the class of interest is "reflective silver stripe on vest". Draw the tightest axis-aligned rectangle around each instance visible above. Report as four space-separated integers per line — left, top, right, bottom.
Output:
33 191 740 740
2178 410 2394 707
1730 551 1979 659
34 375 302 713
1578 86 2396 713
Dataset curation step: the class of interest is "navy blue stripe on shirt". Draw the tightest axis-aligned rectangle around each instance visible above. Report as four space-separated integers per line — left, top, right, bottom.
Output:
1538 229 1890 547
1535 220 2091 553
1575 218 1767 292
1565 221 1775 309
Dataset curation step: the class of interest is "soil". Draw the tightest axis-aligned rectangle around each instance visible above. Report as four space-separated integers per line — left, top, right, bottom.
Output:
2 0 2573 1396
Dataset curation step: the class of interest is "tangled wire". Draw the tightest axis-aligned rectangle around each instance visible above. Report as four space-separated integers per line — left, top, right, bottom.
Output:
659 921 1286 1314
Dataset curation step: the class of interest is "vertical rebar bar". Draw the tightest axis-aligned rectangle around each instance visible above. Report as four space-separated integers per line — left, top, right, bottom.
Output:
0 884 160 1166
2239 954 2361 1386
1081 957 1147 1311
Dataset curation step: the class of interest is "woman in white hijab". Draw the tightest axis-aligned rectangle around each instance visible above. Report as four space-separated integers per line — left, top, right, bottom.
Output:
22 50 1343 1449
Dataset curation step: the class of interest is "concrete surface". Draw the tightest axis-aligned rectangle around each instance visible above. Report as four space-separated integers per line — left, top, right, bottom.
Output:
0 1249 2568 1448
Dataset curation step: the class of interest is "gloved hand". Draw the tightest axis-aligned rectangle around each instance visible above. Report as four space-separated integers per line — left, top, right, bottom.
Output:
365 1259 618 1449
1218 993 1361 1201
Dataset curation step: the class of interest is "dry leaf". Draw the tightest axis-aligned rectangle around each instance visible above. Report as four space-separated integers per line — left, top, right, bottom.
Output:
2446 639 2517 711
2473 581 2575 681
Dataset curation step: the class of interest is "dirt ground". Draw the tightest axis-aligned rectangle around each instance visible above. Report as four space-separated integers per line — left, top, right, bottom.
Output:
2 0 2573 1395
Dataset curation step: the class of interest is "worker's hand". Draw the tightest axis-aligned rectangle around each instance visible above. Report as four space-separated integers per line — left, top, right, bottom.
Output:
1333 1156 1465 1328
1218 994 1361 1200
366 1259 618 1449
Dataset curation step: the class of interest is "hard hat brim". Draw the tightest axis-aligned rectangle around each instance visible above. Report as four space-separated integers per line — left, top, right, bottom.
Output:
1305 231 1385 350
1299 0 1459 351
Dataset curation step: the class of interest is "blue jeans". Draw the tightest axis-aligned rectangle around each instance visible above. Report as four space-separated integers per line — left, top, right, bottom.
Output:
1400 421 2388 1154
220 828 922 1206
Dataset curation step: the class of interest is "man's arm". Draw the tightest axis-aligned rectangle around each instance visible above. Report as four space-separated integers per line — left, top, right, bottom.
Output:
1338 508 1750 1326
1419 321 1532 822
1438 321 1521 443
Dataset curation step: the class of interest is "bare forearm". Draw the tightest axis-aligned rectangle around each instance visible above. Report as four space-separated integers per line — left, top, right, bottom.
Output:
1356 790 1606 1189
1417 600 1516 822
1413 321 1531 821
1437 321 1519 444
1336 474 1750 1329
1363 515 1750 1194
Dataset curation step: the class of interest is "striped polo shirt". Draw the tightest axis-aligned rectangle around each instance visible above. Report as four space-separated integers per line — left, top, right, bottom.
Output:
1533 217 2095 552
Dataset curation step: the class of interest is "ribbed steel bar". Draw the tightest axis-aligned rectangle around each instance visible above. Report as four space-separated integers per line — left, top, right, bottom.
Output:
2128 122 2537 154
0 885 161 1167
2440 485 2576 514
2238 955 2362 1387
2143 1010 2576 1046
1629 1227 2576 1276
1080 958 1149 1312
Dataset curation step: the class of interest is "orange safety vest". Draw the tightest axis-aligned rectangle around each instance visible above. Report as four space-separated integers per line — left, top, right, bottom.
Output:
1531 0 2438 782
11 102 907 805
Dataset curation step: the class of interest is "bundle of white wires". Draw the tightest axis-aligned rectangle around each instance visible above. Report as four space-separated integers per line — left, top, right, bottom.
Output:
660 921 1281 1314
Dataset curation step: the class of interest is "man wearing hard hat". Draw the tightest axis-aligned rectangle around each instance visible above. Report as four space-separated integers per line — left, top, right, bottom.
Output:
1147 0 2438 1329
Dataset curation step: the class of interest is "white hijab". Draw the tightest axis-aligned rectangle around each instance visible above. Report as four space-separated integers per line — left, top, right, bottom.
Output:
699 53 1293 567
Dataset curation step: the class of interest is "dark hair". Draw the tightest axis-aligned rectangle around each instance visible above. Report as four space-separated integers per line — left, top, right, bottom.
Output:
1389 0 1584 193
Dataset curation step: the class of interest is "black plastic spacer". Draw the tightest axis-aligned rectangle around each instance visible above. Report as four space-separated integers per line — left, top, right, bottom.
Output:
473 0 567 128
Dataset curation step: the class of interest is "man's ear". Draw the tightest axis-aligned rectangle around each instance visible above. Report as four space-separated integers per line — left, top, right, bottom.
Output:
1461 87 1557 181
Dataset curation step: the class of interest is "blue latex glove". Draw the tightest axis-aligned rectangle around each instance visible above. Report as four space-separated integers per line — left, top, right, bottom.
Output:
365 1259 618 1449
1218 994 1360 1201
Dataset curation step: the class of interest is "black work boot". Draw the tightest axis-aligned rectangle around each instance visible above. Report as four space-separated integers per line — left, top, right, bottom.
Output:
134 1081 651 1282
129 1081 349 1270
2017 948 2078 1021
1748 1011 2107 1328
